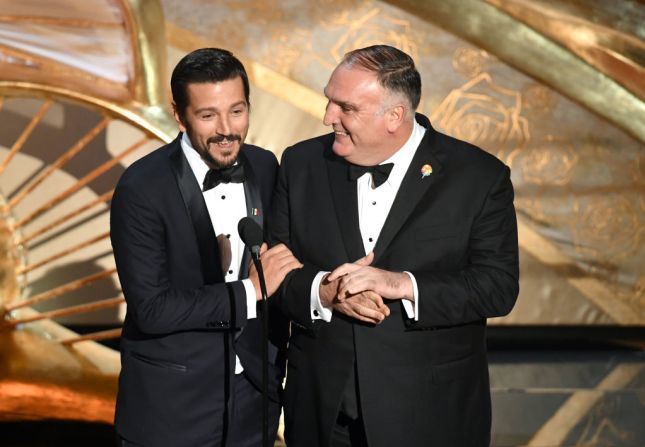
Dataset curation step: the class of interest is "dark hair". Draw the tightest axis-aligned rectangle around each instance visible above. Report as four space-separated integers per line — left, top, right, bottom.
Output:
171 48 250 117
341 45 421 110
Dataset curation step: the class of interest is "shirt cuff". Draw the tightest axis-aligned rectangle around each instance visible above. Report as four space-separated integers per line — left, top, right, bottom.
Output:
310 271 333 322
401 271 419 321
241 278 257 320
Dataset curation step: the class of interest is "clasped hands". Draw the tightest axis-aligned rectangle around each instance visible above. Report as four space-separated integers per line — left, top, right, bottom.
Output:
319 252 414 324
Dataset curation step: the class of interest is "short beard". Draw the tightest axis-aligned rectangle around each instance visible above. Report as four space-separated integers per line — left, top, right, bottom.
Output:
206 135 241 169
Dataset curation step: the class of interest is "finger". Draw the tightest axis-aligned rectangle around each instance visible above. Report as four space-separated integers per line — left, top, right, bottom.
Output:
273 251 303 268
327 262 361 282
265 252 303 276
337 303 382 324
363 291 385 308
349 302 386 323
363 291 390 317
263 243 287 257
354 251 374 267
338 275 371 298
262 245 295 264
279 258 304 274
259 242 268 255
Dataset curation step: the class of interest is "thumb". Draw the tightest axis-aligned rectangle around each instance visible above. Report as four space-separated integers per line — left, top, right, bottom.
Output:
355 251 374 266
259 242 268 255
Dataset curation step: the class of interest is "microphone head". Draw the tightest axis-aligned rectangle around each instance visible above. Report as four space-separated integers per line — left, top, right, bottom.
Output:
238 217 263 249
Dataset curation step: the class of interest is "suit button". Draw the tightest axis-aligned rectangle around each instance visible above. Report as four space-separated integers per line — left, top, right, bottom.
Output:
313 310 319 317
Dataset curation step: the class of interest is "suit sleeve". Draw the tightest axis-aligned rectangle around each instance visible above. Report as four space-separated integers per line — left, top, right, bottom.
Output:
110 179 247 335
268 149 321 329
409 165 519 328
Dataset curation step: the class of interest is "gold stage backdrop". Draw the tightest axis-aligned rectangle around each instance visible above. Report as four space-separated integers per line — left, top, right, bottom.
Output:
0 0 642 434
161 0 645 326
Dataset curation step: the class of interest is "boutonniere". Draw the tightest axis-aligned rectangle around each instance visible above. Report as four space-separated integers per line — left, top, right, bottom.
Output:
420 163 433 179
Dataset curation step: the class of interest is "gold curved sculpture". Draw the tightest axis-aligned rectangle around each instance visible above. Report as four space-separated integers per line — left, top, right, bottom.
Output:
0 0 172 424
385 0 645 144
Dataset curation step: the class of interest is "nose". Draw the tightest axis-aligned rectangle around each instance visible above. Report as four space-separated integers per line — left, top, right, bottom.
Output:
323 101 337 127
216 115 231 136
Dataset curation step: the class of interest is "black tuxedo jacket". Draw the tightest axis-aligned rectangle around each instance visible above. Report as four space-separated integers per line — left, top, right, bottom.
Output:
110 135 284 447
269 114 519 447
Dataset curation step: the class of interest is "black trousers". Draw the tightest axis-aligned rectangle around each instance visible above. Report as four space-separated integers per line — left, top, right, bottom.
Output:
120 372 280 447
330 413 369 447
329 362 368 447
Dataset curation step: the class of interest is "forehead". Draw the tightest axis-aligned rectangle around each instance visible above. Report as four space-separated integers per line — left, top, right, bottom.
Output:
185 77 246 108
324 66 384 105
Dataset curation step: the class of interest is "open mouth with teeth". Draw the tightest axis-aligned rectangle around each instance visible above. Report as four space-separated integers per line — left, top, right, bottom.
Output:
212 140 237 147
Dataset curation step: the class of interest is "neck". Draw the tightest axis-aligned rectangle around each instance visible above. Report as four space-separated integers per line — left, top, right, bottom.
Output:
372 119 415 165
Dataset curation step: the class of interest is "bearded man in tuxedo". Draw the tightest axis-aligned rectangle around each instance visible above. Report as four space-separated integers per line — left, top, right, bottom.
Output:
270 45 519 447
111 48 300 447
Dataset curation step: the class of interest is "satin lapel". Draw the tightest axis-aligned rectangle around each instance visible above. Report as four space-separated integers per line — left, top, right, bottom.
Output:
373 126 444 264
169 141 224 284
326 149 365 262
238 149 262 279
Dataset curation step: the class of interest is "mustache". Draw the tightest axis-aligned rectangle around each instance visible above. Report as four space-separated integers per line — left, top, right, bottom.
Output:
207 134 242 145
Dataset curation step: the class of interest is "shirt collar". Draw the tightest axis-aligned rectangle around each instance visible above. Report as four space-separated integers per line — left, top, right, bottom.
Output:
381 119 426 187
180 132 210 185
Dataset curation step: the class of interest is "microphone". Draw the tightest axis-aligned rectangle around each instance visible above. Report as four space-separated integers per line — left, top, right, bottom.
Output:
238 217 263 260
237 216 270 447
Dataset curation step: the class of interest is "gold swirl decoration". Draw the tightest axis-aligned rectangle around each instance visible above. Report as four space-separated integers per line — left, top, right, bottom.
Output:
572 195 643 265
519 135 578 186
430 72 530 163
452 47 489 79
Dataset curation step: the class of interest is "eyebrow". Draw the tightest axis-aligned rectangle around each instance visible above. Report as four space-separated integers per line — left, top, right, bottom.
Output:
335 100 356 110
194 101 248 113
324 91 356 111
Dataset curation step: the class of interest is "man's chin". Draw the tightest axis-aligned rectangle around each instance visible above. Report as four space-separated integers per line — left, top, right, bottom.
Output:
207 147 240 169
332 140 353 159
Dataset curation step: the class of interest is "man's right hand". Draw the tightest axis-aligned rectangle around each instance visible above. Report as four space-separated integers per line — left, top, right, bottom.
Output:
249 243 302 300
333 290 390 324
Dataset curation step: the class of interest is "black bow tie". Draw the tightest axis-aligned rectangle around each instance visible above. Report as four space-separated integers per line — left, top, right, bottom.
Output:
347 163 394 188
203 164 246 191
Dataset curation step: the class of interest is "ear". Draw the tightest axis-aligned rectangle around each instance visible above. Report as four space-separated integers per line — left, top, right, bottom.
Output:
386 104 406 133
172 102 187 133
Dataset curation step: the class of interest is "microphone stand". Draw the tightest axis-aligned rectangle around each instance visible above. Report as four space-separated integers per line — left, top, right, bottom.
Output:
251 247 270 447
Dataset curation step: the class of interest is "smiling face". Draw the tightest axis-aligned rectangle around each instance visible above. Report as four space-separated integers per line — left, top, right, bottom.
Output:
323 65 403 166
173 76 249 169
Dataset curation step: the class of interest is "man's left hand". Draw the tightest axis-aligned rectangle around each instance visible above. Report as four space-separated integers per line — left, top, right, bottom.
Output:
328 253 414 303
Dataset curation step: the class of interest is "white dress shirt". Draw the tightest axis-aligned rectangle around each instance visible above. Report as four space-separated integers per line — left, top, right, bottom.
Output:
310 120 426 322
181 133 256 373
